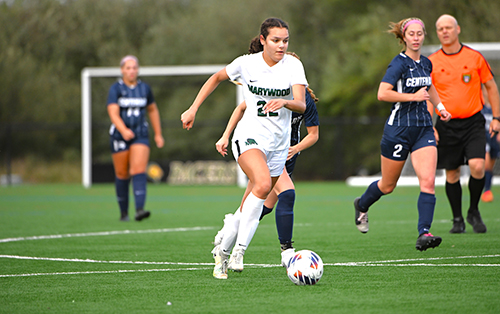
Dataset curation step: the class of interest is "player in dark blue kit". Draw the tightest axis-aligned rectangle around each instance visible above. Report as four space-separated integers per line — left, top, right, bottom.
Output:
352 18 452 251
481 96 500 203
107 55 164 221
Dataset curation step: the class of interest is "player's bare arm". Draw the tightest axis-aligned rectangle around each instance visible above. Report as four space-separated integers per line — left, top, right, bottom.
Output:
107 103 135 141
378 83 429 103
428 85 451 122
147 102 164 148
181 68 230 130
484 78 500 135
288 125 319 160
215 102 246 157
263 84 306 114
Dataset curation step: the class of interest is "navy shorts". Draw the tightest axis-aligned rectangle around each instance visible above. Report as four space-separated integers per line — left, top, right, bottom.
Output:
436 111 486 169
285 153 298 176
110 131 150 154
380 125 436 161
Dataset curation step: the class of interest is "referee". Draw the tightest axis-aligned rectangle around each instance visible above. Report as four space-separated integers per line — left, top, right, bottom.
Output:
429 15 500 233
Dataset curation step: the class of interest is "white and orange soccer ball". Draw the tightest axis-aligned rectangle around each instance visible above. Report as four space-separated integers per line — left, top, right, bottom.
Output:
286 250 323 285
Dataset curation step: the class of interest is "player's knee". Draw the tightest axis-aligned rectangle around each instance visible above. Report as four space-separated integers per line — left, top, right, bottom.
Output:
114 170 130 180
446 169 461 183
469 164 485 179
419 177 435 193
253 181 273 199
380 184 396 195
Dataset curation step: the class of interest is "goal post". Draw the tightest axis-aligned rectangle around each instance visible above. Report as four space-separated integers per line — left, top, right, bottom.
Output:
81 64 247 188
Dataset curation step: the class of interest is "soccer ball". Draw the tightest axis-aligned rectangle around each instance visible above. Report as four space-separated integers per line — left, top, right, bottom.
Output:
286 250 323 285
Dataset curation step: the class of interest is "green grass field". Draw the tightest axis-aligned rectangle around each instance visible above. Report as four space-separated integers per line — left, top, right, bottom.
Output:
1 182 499 313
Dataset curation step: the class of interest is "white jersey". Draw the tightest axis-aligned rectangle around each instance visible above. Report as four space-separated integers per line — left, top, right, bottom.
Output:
225 52 308 151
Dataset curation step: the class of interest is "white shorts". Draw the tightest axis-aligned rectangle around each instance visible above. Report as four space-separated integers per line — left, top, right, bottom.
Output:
231 137 287 177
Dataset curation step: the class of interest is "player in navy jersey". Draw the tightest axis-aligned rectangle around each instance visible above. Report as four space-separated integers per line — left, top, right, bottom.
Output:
107 55 164 222
352 18 451 251
213 56 319 269
481 86 500 202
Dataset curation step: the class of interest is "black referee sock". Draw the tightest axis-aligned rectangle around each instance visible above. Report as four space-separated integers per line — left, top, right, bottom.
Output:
445 181 462 219
468 175 485 212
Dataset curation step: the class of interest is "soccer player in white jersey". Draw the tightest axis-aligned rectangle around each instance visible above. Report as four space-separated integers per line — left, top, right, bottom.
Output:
181 17 308 279
213 50 319 273
352 18 451 251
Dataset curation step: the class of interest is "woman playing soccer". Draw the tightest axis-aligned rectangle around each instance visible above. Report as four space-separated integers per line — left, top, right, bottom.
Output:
212 50 319 271
107 55 164 222
181 17 308 279
352 18 451 251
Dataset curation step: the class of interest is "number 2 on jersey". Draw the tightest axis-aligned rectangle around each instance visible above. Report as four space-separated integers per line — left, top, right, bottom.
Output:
257 101 278 117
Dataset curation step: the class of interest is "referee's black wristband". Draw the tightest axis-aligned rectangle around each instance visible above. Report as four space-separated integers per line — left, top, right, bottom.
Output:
493 117 500 121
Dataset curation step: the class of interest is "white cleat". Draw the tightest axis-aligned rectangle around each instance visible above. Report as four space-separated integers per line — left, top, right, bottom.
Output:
228 248 244 272
212 247 228 279
281 248 296 268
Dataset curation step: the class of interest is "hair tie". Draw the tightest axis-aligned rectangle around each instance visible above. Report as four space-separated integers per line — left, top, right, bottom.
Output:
401 18 425 34
120 55 139 67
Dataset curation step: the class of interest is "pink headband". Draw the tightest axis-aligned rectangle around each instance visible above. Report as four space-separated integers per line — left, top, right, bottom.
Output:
120 55 139 67
402 19 425 34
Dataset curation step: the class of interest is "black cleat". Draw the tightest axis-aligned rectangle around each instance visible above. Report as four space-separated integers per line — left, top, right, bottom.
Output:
280 241 294 252
466 210 487 233
120 212 130 222
135 209 151 221
415 233 442 251
449 217 465 233
354 197 369 233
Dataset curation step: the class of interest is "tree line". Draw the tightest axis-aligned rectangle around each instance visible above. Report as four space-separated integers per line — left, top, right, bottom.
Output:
1 0 499 181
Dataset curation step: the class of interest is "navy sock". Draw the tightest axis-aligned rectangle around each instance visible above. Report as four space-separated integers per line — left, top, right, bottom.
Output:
132 173 147 212
417 192 436 235
445 181 462 219
358 180 384 212
259 205 273 221
115 177 130 215
484 171 493 192
468 175 485 212
275 189 295 244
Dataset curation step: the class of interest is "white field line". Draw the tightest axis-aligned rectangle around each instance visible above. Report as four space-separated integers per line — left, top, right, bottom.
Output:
0 267 212 278
0 254 215 266
324 254 500 266
1 228 499 277
1 254 499 278
0 226 215 244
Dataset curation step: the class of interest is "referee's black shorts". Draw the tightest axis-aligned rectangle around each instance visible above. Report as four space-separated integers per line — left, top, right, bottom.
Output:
436 111 486 170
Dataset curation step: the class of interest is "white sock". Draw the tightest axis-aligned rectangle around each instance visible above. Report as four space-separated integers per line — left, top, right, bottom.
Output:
234 192 265 252
220 207 241 255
